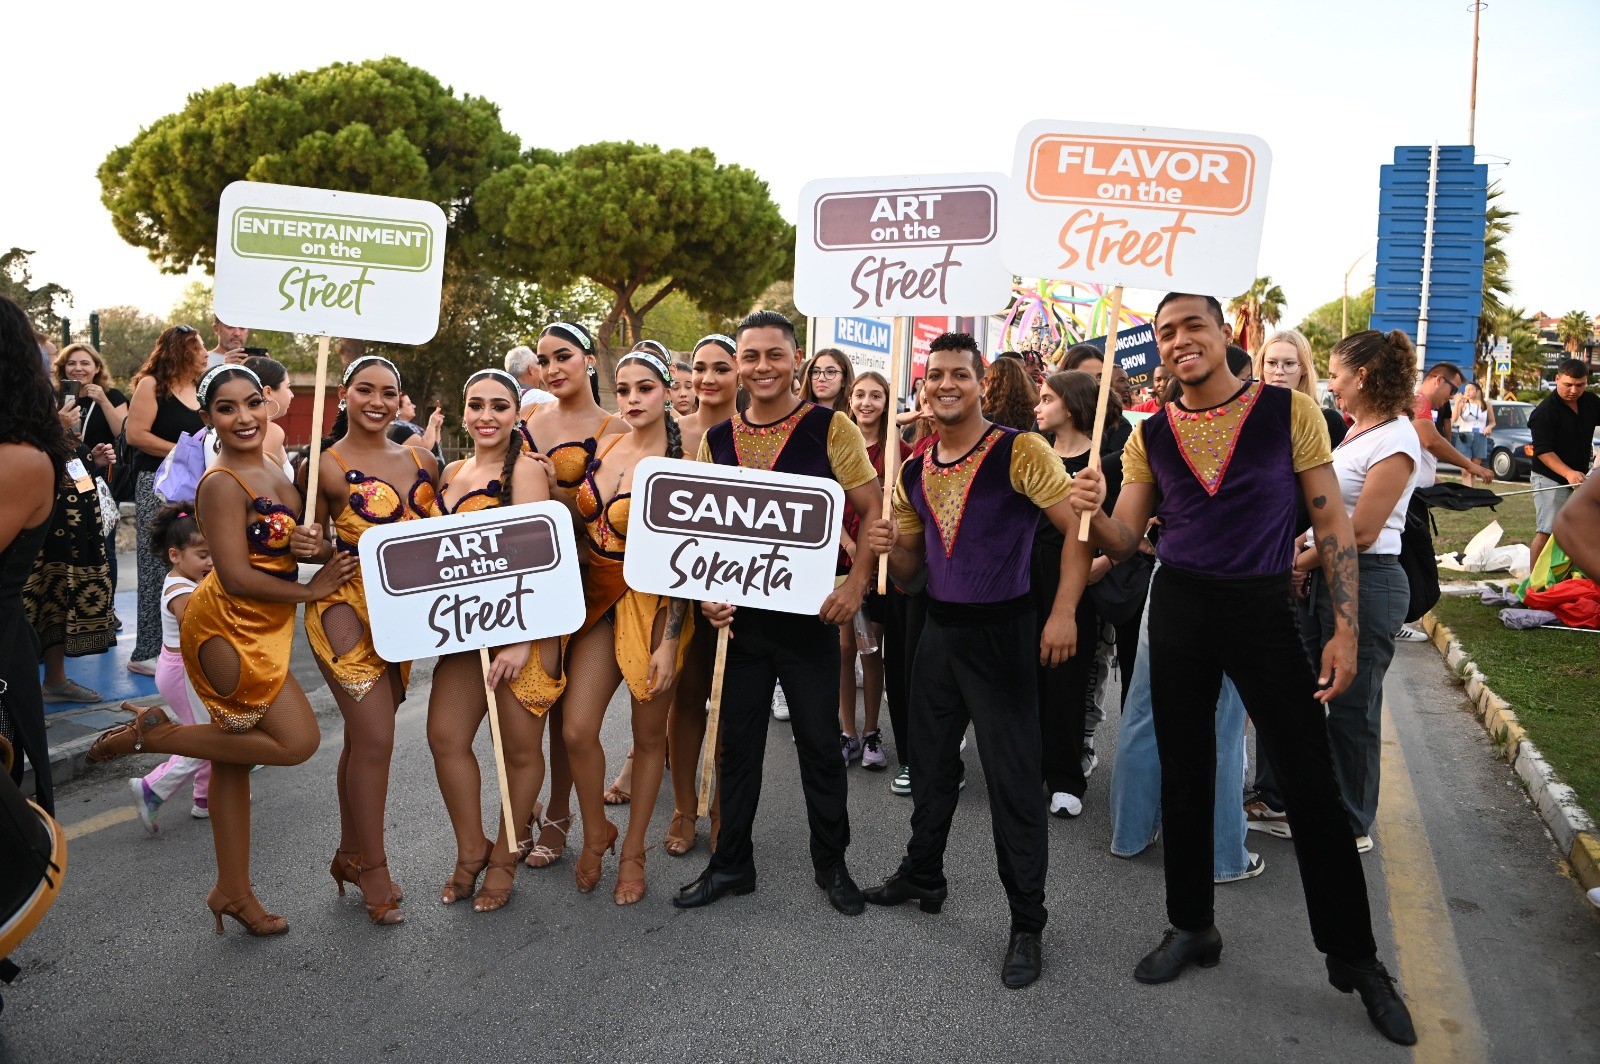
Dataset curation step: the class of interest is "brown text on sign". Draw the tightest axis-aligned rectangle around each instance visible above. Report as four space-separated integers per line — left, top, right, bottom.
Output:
811 184 997 313
1026 135 1257 216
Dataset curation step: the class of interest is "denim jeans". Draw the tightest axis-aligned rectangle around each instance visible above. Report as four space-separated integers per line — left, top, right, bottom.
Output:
1108 566 1252 877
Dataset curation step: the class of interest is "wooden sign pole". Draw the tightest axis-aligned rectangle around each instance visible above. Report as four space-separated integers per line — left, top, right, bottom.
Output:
878 317 908 594
1078 286 1124 542
696 627 731 818
303 334 332 510
478 647 520 856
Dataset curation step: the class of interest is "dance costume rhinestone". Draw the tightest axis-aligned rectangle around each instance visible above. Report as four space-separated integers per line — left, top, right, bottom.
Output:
921 426 1001 557
732 404 809 471
1166 382 1262 497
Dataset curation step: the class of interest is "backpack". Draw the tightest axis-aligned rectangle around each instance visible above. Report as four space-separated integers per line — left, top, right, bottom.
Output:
1397 492 1441 623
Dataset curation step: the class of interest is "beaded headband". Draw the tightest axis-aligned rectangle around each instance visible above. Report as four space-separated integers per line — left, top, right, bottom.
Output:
693 333 736 356
632 340 671 362
542 322 592 352
464 368 525 398
342 355 403 388
197 364 261 407
616 351 675 386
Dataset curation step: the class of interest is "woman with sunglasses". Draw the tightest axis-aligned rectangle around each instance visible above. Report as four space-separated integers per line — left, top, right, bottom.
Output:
87 365 359 936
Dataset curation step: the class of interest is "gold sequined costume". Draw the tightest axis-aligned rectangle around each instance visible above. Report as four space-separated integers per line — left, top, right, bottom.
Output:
305 449 440 699
180 468 300 732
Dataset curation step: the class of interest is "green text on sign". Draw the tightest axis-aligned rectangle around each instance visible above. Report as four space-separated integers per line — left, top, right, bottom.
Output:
230 208 434 272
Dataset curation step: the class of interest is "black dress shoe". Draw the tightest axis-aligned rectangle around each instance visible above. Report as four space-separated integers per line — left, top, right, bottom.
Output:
1133 925 1223 984
814 864 865 916
862 871 947 914
1002 931 1042 989
1326 956 1417 1046
671 867 756 909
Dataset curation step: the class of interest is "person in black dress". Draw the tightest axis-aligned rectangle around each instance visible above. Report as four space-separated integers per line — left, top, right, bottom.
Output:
0 294 79 816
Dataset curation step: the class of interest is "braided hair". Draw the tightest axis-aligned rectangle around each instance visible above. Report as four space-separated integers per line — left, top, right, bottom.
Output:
616 351 682 459
464 368 526 508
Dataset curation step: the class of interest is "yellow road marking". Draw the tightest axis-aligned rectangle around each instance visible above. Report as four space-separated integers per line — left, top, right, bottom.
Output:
1379 700 1489 1062
65 806 137 840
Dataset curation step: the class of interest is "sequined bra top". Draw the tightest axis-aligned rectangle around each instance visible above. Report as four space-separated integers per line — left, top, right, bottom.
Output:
197 466 301 579
328 447 440 552
533 412 618 495
573 436 631 560
438 460 506 515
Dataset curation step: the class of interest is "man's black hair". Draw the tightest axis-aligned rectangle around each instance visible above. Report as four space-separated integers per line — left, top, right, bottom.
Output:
1425 361 1463 381
735 309 797 347
1557 357 1590 379
928 331 985 375
1225 345 1252 377
1154 292 1226 329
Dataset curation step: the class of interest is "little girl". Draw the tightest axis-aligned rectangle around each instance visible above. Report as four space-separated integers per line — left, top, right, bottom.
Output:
127 503 213 831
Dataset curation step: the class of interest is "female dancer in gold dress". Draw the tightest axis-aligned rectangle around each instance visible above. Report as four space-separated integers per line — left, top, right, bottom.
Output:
88 365 358 935
295 355 440 925
563 350 691 903
427 369 564 912
517 322 628 869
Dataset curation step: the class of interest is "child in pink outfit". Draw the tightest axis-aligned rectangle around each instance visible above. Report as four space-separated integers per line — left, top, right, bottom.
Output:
127 503 212 831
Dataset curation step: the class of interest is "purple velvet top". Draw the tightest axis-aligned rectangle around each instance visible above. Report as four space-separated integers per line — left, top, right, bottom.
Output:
1136 383 1305 579
902 426 1042 604
705 402 836 479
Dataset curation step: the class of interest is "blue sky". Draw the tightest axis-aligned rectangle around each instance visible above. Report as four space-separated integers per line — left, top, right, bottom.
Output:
10 0 1596 328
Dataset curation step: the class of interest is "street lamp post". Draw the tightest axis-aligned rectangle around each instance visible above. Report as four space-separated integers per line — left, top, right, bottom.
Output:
1342 247 1373 339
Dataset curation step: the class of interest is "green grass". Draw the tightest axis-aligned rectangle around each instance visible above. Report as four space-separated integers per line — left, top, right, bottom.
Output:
1432 595 1600 824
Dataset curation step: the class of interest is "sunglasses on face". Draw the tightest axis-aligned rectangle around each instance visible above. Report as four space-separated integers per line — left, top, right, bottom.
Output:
174 325 195 336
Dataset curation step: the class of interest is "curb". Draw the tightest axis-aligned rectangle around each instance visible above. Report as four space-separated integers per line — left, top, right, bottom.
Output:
1420 611 1600 892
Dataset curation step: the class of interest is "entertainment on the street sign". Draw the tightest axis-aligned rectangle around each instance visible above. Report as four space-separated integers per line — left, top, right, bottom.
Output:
213 181 448 344
623 457 845 616
796 173 1013 317
359 501 585 663
1004 122 1272 295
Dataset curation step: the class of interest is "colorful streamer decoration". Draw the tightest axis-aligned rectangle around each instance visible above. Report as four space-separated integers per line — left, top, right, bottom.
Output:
997 280 1151 366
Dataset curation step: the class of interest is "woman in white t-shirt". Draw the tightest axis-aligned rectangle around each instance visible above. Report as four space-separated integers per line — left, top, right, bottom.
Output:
1291 329 1420 852
1451 381 1495 487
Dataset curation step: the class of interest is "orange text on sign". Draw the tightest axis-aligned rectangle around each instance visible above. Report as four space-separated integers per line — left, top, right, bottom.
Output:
1027 135 1256 216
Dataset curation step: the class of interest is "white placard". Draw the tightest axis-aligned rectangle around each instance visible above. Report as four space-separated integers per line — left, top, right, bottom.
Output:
1004 121 1272 296
622 458 845 615
359 501 584 662
796 173 1013 317
214 181 447 344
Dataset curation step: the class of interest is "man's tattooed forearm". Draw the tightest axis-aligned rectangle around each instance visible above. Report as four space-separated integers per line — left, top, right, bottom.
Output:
1317 532 1360 634
665 599 688 639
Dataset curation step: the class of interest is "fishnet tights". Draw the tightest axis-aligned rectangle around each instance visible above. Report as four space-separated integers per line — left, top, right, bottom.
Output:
427 649 546 876
142 637 322 903
315 605 402 906
563 610 678 861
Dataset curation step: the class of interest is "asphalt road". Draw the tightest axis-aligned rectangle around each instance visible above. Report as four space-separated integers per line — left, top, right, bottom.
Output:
3 639 1597 1063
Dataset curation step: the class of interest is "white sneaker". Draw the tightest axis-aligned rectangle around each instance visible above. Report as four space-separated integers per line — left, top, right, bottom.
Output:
1081 745 1100 779
1216 852 1266 883
1395 625 1430 643
126 658 157 677
772 689 791 721
1355 834 1374 853
191 802 210 819
1049 792 1083 818
128 778 161 834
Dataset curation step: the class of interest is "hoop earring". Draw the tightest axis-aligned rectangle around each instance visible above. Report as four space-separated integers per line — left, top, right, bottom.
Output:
263 398 283 419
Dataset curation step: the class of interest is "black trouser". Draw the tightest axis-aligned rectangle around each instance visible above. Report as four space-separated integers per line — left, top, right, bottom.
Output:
708 607 849 877
899 599 1047 934
1148 566 1375 961
883 586 926 768
1037 596 1098 798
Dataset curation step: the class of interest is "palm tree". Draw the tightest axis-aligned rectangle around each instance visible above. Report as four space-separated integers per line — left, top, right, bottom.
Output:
1557 309 1594 354
1228 276 1286 353
1476 182 1516 362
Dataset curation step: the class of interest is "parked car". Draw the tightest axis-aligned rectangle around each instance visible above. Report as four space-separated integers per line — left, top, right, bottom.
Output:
1486 402 1535 480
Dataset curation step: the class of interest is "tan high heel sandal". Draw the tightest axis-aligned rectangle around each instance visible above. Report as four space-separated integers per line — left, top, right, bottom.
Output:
525 811 571 869
473 850 522 913
349 856 404 926
574 820 618 893
441 838 493 905
86 703 172 764
663 812 697 856
206 888 288 937
614 849 649 906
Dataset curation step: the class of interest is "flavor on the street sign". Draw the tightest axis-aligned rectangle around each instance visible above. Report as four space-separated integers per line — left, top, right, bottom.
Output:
214 181 448 344
359 501 584 662
1004 122 1272 295
624 457 844 615
796 174 1012 317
